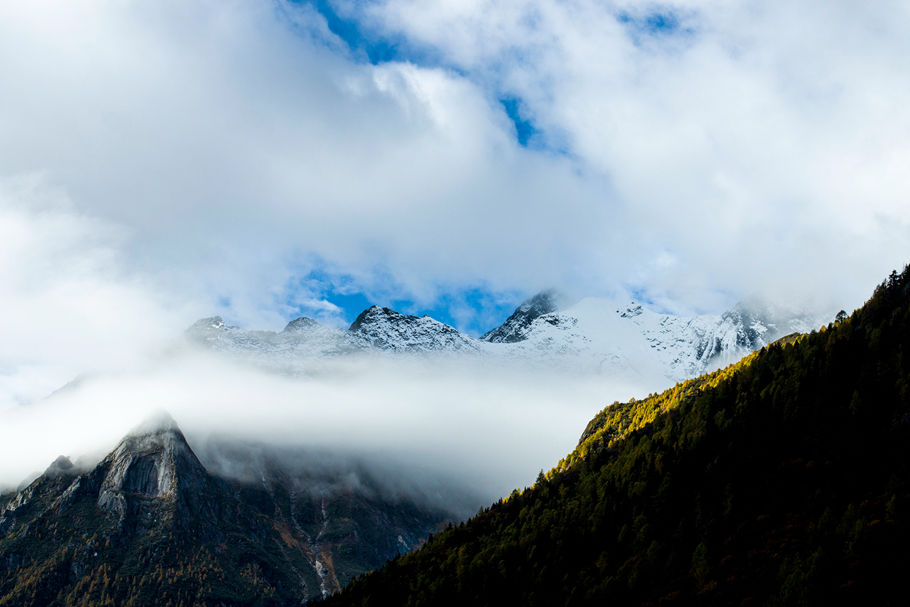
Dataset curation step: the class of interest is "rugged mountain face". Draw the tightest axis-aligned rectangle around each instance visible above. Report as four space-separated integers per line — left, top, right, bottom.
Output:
317 267 910 606
481 290 560 343
0 416 455 606
187 293 824 383
348 306 477 352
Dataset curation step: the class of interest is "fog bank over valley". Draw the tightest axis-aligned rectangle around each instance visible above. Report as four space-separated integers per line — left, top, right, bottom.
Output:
0 347 654 508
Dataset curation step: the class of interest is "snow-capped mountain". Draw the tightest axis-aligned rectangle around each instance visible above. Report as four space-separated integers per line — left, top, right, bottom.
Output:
502 297 821 380
186 305 479 372
186 293 826 383
482 290 561 343
349 306 479 352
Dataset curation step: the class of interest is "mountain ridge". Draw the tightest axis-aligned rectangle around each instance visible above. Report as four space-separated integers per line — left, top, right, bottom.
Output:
188 292 824 383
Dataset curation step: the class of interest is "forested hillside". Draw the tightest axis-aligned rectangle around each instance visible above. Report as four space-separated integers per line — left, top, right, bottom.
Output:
320 266 910 606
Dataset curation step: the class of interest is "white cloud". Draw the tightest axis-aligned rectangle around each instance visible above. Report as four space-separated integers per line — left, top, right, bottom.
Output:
353 0 910 309
1 0 908 408
0 350 647 502
0 176 191 407
0 1 642 324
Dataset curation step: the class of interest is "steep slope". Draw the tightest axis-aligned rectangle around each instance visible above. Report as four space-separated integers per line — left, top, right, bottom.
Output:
0 417 454 606
481 290 560 343
318 266 910 606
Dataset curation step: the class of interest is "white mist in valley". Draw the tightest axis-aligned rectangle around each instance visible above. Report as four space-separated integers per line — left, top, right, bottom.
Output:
0 346 661 508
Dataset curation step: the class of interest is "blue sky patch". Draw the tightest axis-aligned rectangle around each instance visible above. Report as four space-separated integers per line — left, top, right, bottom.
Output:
293 0 412 65
616 8 696 45
500 97 537 147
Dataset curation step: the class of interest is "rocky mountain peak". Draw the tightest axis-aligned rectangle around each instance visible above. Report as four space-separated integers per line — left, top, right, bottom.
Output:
349 305 474 352
482 289 562 343
97 413 205 516
348 305 397 332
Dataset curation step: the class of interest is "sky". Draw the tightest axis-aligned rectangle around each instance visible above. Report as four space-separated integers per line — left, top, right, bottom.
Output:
1 0 910 408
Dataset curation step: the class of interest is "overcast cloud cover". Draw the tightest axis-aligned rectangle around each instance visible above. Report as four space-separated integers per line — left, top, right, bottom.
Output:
1 2 909 434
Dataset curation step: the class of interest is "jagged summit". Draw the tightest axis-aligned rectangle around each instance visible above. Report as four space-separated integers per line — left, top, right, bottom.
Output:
482 289 562 343
98 413 206 514
348 305 397 333
350 305 476 352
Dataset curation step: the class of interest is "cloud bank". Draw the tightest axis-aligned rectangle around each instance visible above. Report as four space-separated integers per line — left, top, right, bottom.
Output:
350 0 910 305
0 350 647 505
1 0 908 406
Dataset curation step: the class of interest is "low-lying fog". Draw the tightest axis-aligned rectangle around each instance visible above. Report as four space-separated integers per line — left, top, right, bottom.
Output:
0 346 664 512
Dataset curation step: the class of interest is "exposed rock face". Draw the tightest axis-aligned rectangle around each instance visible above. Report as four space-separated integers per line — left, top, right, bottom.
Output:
0 416 456 606
95 413 207 522
481 290 561 343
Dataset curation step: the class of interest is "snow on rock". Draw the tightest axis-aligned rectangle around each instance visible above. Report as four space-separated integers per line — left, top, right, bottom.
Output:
482 290 560 343
349 306 478 352
498 295 822 381
185 293 825 384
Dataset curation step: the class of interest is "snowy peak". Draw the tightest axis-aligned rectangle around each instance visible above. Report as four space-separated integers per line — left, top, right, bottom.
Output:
350 306 476 352
348 305 397 333
483 290 562 343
